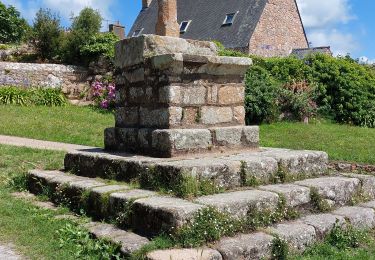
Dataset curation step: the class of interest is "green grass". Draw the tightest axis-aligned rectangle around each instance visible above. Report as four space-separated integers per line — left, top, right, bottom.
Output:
1 105 375 164
0 105 114 147
0 145 121 259
261 120 375 164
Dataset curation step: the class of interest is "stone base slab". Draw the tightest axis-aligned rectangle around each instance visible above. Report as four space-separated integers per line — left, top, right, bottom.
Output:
104 126 259 158
64 147 328 191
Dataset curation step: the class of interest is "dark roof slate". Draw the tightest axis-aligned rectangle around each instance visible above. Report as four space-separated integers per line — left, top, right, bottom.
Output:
129 0 268 49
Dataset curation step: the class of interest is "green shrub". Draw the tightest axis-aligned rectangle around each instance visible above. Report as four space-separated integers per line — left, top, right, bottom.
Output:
0 2 29 43
0 86 66 106
61 7 102 65
80 32 119 63
326 221 366 250
29 88 66 106
32 8 63 61
0 86 28 105
244 65 280 124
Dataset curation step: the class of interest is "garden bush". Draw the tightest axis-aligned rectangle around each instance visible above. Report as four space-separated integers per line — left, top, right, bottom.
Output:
80 32 119 63
32 8 63 61
217 42 375 127
91 80 116 109
0 86 66 106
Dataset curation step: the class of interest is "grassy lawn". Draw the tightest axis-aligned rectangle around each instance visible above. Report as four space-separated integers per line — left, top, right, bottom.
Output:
0 144 375 259
1 105 375 164
260 120 375 164
0 105 114 147
0 145 121 259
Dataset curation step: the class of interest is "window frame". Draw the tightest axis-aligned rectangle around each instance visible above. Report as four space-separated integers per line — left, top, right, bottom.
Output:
132 28 144 37
222 12 239 26
179 20 192 33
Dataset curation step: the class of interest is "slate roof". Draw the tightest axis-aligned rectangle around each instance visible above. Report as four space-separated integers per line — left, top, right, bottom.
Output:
128 0 269 50
291 47 333 59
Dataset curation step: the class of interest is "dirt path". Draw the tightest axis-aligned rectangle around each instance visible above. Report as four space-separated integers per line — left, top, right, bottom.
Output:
0 135 97 152
0 244 25 260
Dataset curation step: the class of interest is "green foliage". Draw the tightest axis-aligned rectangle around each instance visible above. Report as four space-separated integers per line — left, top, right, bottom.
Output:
310 187 331 212
130 235 175 260
57 223 122 259
80 32 119 62
326 221 366 250
71 7 102 35
271 236 289 260
244 65 280 124
32 8 63 60
213 41 248 57
176 207 242 247
62 7 102 64
0 86 67 107
0 86 28 105
0 2 29 43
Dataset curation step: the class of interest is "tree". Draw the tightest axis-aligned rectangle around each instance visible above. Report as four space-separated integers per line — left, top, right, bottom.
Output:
32 8 63 60
0 2 29 43
61 7 102 64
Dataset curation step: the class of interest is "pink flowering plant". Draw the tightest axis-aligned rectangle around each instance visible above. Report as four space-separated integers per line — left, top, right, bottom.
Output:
91 81 116 110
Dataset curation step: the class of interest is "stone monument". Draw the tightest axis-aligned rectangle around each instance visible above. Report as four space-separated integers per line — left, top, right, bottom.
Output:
105 0 257 158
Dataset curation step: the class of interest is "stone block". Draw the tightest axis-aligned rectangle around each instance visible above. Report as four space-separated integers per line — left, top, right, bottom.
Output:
181 86 207 105
218 85 244 105
300 213 346 239
332 206 375 229
212 126 242 146
147 248 222 260
233 106 245 124
132 196 204 235
267 222 317 252
259 184 311 207
124 68 144 83
207 85 218 104
258 148 329 176
359 200 375 209
215 232 273 260
182 107 199 125
86 223 149 256
341 173 375 199
159 85 181 103
295 177 361 206
138 128 152 149
115 107 139 127
150 53 184 74
139 107 182 127
152 129 212 154
242 126 260 146
195 190 279 218
224 155 278 184
129 87 145 102
201 106 233 125
117 128 138 148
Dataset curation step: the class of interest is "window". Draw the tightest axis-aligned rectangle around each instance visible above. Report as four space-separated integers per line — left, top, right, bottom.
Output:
223 12 238 26
179 21 191 33
132 28 144 37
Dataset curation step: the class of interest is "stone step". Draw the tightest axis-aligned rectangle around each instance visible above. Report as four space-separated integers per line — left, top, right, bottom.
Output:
27 170 375 239
148 203 375 260
64 147 328 192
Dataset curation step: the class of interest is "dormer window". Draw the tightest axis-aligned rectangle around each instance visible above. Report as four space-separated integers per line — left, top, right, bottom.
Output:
132 28 144 37
223 12 238 26
179 21 191 33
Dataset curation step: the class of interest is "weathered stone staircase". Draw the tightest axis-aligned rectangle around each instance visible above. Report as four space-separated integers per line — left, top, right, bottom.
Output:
26 149 375 259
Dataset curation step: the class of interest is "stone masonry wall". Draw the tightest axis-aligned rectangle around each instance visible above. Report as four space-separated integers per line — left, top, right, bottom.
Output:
248 0 308 57
0 62 90 100
105 35 258 157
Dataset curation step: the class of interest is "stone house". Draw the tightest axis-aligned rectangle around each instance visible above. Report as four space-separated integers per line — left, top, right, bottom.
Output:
129 0 309 57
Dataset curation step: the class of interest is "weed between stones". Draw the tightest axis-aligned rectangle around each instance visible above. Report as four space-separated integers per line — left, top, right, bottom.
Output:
310 187 332 212
271 236 289 260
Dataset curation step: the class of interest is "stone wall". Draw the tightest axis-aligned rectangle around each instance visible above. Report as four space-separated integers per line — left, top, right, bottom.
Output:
0 62 90 100
248 0 308 57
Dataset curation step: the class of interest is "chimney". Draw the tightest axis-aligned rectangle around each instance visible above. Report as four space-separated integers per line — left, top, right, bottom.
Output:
109 22 126 40
142 0 153 9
